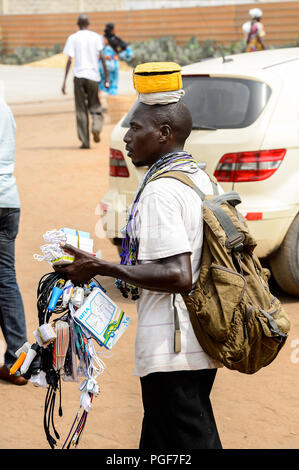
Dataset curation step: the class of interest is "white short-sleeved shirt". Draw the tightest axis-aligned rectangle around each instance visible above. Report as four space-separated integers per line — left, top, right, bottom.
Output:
63 29 104 82
0 97 20 208
133 168 222 377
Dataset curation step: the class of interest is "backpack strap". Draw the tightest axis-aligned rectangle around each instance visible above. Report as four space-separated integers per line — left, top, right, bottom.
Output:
152 170 206 200
173 295 181 353
207 191 241 207
204 198 245 252
153 171 243 250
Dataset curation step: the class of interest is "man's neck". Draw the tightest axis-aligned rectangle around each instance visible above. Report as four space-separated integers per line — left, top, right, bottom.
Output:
149 148 187 168
158 146 184 160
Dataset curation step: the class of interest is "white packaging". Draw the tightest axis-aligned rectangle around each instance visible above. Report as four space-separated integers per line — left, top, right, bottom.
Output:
72 288 131 350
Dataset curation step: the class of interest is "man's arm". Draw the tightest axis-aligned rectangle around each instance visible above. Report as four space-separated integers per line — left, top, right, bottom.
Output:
99 50 110 89
53 243 192 295
61 57 72 95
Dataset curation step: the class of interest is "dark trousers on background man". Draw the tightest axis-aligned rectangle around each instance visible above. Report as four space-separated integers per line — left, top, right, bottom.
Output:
74 77 104 148
0 208 27 368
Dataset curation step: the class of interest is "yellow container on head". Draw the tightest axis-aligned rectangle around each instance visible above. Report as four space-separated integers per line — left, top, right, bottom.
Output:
133 62 182 94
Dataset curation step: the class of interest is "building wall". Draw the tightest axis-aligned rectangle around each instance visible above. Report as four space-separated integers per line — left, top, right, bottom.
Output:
1 0 298 14
0 0 126 15
124 0 299 8
0 1 298 53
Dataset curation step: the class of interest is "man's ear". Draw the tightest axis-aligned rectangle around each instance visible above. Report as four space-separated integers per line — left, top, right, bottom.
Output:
159 124 172 143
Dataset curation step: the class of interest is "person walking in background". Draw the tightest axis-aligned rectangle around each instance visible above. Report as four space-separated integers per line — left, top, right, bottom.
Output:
99 23 133 97
99 36 120 96
0 97 28 386
103 22 133 62
62 14 110 149
242 8 266 52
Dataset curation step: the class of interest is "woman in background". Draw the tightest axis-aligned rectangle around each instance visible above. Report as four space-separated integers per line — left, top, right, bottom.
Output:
242 8 266 52
99 23 133 96
99 36 119 96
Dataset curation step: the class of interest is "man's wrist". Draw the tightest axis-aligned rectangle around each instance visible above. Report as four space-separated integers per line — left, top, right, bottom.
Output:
90 256 103 278
89 256 113 278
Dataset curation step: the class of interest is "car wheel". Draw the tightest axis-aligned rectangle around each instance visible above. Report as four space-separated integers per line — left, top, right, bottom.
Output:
269 214 299 297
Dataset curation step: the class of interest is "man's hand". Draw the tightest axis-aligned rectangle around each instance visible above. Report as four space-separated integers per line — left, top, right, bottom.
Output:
99 52 110 89
62 57 72 95
53 243 98 284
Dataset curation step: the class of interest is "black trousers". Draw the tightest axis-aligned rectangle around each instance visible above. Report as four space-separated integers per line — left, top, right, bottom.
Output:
139 369 222 449
73 77 103 147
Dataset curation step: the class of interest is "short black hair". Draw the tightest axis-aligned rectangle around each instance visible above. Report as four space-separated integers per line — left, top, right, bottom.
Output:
77 14 90 27
142 101 192 145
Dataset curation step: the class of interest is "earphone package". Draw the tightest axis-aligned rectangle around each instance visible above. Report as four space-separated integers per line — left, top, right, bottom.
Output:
33 228 94 265
72 287 131 350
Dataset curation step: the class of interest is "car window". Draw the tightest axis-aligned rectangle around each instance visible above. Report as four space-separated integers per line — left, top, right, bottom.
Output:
121 76 271 130
181 76 271 129
121 101 139 128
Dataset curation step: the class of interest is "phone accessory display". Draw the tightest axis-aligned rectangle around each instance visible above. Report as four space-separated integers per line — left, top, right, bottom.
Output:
11 271 130 449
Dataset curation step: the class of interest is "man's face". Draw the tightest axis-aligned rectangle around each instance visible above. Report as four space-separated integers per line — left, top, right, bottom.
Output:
123 104 161 168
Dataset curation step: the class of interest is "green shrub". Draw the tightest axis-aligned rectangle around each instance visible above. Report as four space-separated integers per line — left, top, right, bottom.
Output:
127 36 223 67
126 35 299 68
0 36 298 66
0 43 61 65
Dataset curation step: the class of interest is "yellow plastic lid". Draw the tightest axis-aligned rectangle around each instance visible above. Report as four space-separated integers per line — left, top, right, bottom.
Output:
133 62 182 93
134 62 181 74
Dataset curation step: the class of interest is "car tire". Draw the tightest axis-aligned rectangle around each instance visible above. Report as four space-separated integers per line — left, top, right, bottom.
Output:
269 214 299 297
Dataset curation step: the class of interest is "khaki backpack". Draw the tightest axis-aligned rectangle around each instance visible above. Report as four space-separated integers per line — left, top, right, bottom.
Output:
154 171 291 375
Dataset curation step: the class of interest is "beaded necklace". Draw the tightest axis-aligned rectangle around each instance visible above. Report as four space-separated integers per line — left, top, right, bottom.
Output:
115 150 199 300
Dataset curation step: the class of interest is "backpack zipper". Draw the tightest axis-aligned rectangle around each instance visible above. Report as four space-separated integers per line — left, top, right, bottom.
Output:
243 305 255 339
251 255 269 292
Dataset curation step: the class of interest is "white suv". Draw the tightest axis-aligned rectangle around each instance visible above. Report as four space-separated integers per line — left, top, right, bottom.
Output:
100 48 299 296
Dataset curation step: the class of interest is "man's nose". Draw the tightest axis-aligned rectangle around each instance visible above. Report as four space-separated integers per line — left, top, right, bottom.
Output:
123 129 131 143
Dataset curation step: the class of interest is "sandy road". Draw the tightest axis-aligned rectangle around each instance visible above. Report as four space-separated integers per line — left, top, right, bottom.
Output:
0 100 298 450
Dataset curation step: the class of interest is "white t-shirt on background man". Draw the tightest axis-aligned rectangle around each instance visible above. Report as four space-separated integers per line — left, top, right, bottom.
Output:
63 29 104 82
133 168 223 378
0 98 20 208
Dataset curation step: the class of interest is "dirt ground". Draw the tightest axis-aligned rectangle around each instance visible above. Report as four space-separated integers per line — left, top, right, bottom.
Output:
0 99 298 450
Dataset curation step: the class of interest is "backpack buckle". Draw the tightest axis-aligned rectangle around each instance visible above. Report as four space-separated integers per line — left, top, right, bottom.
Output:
225 232 245 252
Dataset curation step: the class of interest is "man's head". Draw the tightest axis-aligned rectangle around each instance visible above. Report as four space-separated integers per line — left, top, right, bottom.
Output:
77 14 90 29
124 100 192 168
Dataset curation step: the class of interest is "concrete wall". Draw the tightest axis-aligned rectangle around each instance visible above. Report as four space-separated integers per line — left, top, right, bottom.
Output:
1 0 298 14
0 1 298 52
124 0 299 8
0 0 126 15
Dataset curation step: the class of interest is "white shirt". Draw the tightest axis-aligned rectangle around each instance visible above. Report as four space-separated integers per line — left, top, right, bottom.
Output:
63 29 104 82
133 168 222 377
0 97 20 208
